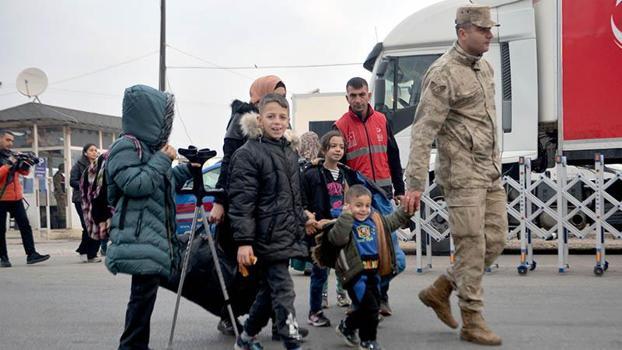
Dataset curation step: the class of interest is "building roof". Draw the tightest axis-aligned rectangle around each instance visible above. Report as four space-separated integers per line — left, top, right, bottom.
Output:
0 102 121 131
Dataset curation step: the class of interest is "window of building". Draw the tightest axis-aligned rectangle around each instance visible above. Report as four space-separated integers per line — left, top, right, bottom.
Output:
5 127 34 148
38 127 64 147
71 128 99 148
102 132 114 149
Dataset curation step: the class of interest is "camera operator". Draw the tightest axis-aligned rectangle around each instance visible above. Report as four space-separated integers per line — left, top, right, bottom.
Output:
0 129 50 268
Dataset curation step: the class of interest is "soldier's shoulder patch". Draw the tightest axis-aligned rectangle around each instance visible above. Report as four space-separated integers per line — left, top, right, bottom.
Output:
428 72 448 96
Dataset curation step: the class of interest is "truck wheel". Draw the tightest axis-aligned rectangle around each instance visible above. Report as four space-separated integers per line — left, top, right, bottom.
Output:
593 266 604 276
517 265 528 275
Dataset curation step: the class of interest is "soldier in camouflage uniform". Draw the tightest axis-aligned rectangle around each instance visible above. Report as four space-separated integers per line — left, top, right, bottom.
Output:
402 4 507 346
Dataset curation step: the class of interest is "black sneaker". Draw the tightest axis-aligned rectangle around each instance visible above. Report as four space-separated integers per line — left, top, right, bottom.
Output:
359 340 382 350
336 319 359 347
1 257 11 268
26 252 50 265
272 326 309 341
234 335 263 350
217 317 243 336
308 310 331 327
379 300 392 316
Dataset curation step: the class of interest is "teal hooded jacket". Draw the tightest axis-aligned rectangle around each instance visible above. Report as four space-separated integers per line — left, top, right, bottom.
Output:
105 85 191 277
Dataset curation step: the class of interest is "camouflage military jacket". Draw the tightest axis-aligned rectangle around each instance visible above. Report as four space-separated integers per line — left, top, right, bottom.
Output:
405 43 502 191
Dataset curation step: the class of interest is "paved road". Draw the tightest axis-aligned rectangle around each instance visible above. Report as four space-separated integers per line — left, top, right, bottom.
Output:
1 240 621 350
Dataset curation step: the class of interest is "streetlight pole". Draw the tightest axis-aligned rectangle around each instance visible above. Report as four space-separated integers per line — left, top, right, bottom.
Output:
159 0 166 91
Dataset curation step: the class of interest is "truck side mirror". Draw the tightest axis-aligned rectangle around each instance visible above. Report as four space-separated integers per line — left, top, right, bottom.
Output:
374 79 386 111
373 57 391 110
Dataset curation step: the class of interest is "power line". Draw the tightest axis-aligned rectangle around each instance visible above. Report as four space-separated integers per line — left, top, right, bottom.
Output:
0 91 18 97
166 76 193 144
1 52 157 98
168 62 363 70
167 45 254 80
50 50 159 85
48 87 121 99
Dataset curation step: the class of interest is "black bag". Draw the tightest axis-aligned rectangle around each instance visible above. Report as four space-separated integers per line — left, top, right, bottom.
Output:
159 232 258 317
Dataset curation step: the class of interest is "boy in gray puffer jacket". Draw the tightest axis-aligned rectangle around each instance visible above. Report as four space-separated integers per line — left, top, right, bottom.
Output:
106 85 192 350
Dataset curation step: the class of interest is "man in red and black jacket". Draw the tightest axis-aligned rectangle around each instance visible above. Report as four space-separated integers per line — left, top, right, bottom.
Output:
334 77 405 201
0 130 50 268
333 77 406 318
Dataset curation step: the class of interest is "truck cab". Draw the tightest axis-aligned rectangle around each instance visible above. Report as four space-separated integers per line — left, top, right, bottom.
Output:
366 0 622 172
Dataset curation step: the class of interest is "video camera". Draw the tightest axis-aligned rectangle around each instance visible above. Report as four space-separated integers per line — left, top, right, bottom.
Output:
0 150 42 171
177 146 219 200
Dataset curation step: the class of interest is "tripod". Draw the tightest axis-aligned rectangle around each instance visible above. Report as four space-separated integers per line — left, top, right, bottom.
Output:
167 146 238 349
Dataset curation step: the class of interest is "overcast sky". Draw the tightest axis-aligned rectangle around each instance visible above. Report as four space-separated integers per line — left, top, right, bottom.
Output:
0 0 442 150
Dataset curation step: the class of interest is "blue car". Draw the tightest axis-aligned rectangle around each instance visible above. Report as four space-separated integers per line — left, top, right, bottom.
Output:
175 161 221 235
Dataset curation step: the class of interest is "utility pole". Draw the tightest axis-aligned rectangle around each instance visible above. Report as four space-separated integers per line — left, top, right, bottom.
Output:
159 0 166 91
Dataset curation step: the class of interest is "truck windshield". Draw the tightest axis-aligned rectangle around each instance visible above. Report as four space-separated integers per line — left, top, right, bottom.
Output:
379 54 440 134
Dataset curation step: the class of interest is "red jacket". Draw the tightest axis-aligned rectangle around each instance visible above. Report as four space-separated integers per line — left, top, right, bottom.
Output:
0 165 29 201
335 106 400 193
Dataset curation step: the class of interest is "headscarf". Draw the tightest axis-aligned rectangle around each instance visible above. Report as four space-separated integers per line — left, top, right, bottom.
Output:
249 75 285 104
298 131 320 161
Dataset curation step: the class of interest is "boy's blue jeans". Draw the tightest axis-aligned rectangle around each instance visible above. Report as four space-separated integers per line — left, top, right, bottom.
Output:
309 263 328 313
380 231 406 301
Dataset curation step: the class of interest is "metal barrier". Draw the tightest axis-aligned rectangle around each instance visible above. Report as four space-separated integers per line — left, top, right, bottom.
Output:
412 154 622 276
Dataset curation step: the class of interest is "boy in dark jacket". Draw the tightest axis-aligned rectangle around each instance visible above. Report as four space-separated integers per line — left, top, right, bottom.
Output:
328 185 413 350
229 93 313 350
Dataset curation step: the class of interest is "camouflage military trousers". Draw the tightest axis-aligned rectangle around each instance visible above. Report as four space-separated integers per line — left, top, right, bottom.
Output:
444 180 507 312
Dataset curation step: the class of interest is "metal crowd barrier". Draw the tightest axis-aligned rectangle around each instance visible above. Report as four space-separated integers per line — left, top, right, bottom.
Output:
410 154 622 276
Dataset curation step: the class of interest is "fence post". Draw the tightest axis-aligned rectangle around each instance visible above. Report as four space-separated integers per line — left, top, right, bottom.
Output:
415 207 423 273
594 153 607 276
518 157 528 274
556 156 568 272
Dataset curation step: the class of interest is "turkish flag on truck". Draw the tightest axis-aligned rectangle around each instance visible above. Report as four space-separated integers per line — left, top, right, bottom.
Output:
562 0 622 141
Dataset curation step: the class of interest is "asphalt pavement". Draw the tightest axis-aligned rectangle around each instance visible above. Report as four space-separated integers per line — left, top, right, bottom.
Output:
1 239 621 350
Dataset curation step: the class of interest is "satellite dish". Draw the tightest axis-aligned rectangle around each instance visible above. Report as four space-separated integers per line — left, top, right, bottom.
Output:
16 68 48 101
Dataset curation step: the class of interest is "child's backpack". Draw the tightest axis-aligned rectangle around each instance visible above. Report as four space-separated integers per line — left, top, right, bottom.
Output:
311 222 338 268
80 134 142 240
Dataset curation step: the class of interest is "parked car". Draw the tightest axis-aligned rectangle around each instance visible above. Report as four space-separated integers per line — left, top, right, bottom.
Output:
175 161 221 235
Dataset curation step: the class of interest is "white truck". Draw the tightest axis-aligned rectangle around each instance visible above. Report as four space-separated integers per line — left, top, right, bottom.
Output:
364 0 622 238
365 0 622 171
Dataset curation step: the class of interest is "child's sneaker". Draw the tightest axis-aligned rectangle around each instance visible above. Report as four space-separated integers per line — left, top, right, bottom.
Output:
308 310 331 327
234 335 263 350
379 300 392 316
336 292 351 307
336 320 359 347
359 340 382 350
272 326 309 341
321 292 329 309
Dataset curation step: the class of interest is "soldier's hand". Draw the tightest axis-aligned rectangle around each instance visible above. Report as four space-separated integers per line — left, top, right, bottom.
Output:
403 189 422 215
